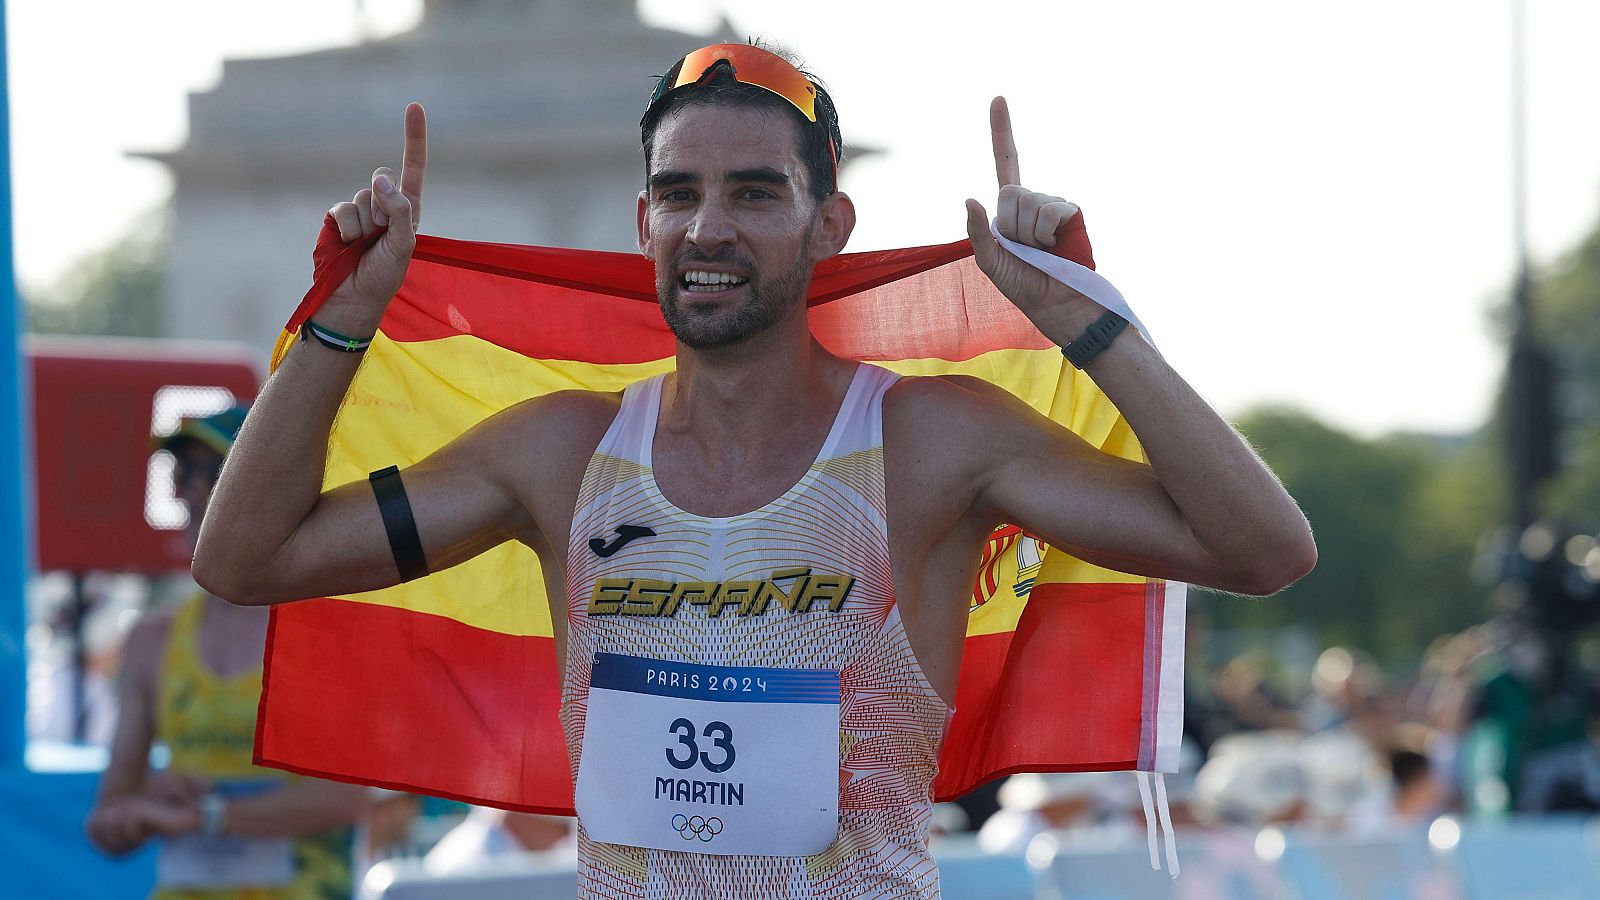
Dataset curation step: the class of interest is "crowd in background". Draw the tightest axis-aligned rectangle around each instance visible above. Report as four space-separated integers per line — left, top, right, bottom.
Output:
23 565 1600 879
965 620 1600 859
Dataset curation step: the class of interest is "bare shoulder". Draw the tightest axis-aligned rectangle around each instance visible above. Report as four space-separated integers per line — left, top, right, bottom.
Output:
120 608 178 690
454 388 621 464
884 373 1035 449
882 374 1021 495
883 373 1089 519
446 389 623 536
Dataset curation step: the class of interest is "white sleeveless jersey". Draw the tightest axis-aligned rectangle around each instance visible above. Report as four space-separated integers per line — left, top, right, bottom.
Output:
562 363 952 899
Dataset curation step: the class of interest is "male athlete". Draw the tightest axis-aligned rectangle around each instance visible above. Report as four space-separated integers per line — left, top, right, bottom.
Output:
197 43 1315 898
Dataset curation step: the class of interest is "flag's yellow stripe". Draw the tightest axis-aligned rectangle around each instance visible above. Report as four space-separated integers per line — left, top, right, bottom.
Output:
319 332 1145 637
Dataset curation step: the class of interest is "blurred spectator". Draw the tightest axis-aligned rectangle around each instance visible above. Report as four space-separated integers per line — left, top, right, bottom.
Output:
1405 627 1490 811
1304 646 1393 748
976 772 1127 855
977 774 1086 855
83 408 366 897
1201 655 1300 745
423 808 575 875
1389 746 1445 822
1518 736 1600 812
1463 621 1598 814
928 802 970 839
1193 731 1308 827
1300 728 1386 828
1348 728 1446 835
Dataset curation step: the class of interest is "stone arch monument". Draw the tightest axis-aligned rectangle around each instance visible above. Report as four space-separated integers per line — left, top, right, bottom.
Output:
143 0 740 353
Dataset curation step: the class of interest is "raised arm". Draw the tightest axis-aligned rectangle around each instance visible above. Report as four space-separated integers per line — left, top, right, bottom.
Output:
961 98 1316 595
193 104 531 605
84 617 165 854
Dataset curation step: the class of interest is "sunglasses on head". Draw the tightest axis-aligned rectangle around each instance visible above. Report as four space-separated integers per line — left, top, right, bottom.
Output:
644 43 839 176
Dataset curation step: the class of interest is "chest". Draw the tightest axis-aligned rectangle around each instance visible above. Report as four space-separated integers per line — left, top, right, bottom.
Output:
565 449 890 668
649 415 840 521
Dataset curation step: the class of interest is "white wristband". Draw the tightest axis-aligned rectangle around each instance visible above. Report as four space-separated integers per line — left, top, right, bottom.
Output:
199 792 227 837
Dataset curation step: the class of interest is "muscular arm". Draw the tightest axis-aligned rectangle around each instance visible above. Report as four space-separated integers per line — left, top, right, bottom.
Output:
951 98 1315 595
1051 333 1314 593
923 359 1313 595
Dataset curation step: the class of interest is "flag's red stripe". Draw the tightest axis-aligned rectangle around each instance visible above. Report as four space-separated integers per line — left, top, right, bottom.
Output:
258 581 1150 811
291 211 1096 364
379 251 1054 364
933 582 1148 799
256 599 577 815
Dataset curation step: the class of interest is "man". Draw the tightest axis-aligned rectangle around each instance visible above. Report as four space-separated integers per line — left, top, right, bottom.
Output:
196 43 1314 897
86 408 364 898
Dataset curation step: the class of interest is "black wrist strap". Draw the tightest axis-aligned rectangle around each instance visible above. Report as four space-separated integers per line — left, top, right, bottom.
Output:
369 465 428 583
1062 309 1130 369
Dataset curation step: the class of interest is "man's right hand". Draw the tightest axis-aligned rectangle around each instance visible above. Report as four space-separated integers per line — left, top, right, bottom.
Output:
86 795 150 855
323 102 428 314
86 794 197 854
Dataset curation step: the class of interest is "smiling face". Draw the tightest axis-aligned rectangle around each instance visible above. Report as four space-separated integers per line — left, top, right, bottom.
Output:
638 103 852 350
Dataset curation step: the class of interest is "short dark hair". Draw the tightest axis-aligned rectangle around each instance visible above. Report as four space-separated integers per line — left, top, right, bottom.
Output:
640 46 842 201
1389 749 1431 789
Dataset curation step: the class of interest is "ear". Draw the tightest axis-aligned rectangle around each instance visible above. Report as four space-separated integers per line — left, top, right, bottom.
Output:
636 190 651 257
808 191 857 262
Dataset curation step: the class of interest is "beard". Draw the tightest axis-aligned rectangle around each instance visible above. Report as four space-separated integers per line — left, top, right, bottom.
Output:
657 238 813 350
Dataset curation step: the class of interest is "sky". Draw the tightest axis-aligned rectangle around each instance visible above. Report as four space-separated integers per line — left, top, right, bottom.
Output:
7 0 1600 438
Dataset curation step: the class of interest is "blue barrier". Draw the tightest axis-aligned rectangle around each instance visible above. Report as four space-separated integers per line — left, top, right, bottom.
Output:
930 835 1036 900
1444 816 1600 900
1027 819 1600 900
8 785 1600 899
0 764 156 899
1275 831 1457 900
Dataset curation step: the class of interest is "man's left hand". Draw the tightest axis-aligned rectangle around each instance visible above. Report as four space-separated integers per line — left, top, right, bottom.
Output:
964 97 1100 339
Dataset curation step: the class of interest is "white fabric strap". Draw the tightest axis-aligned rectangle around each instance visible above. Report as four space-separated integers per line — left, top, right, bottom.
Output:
1135 772 1182 877
1154 773 1180 877
1135 772 1160 870
990 223 1157 345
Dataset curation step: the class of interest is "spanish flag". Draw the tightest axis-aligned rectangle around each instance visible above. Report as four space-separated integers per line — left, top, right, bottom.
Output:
255 216 1186 812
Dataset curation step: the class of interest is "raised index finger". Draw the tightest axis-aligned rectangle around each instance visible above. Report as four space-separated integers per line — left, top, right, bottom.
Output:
990 96 1021 187
401 102 428 223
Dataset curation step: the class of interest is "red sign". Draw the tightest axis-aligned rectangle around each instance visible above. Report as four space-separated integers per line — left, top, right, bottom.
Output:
29 337 260 573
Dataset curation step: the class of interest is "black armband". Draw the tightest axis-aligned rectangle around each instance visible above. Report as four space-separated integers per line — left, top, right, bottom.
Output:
369 465 428 583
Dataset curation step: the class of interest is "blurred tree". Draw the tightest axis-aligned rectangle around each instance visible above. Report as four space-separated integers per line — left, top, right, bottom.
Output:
1533 218 1600 530
26 212 166 338
1198 407 1499 662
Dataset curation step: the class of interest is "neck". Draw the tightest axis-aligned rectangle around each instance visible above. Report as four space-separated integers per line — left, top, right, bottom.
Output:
664 315 854 456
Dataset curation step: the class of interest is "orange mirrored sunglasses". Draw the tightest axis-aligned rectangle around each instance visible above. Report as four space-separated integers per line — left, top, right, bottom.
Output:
647 43 819 122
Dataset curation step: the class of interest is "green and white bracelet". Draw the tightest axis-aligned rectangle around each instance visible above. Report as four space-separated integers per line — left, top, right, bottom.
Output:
301 319 374 353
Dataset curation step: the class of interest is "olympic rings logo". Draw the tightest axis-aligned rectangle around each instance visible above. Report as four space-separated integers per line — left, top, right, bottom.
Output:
671 813 724 842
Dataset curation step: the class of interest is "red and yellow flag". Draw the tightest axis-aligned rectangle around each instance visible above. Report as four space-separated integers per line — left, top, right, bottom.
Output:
255 218 1185 813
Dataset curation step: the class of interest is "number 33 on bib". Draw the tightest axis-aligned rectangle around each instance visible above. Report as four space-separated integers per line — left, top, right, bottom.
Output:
575 653 841 856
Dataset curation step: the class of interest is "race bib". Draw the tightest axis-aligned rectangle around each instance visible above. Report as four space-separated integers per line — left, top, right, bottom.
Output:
574 653 841 856
156 781 293 888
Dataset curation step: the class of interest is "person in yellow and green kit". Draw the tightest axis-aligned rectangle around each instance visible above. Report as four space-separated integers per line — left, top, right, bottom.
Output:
86 406 364 898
